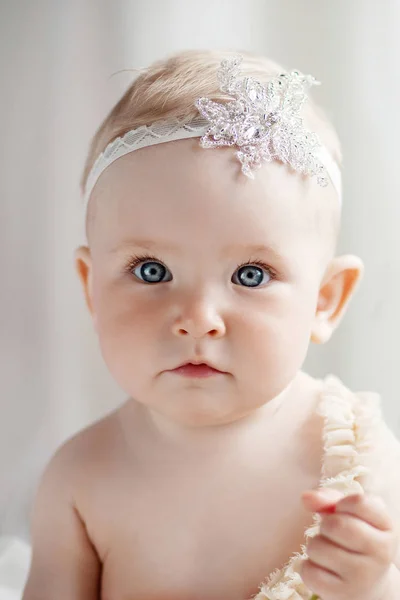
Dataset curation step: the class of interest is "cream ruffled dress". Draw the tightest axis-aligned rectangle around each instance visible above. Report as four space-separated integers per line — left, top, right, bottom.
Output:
252 374 388 600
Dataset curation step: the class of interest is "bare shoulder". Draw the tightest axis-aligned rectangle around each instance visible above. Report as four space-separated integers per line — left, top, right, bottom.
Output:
29 410 117 509
51 410 123 468
22 410 125 600
45 405 130 488
23 403 138 599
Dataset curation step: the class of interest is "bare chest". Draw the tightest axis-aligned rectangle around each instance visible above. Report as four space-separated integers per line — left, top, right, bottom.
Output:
85 445 321 600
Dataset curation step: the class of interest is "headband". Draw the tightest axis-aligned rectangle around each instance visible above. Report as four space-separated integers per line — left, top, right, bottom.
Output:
83 56 341 216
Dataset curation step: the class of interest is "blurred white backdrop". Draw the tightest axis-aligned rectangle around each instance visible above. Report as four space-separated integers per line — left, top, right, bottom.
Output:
1 0 399 540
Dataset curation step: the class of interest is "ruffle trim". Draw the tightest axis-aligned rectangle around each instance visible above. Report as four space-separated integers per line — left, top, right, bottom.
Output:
252 375 383 600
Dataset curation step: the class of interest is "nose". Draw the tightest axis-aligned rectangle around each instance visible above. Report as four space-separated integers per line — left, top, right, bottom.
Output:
171 292 226 339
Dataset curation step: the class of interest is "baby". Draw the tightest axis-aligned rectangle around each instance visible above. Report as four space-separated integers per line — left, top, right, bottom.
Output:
22 50 400 600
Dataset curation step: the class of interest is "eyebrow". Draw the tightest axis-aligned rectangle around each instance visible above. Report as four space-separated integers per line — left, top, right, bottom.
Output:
110 239 286 262
222 243 286 262
110 239 179 254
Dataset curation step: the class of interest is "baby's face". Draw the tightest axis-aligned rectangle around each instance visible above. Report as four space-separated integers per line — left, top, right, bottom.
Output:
82 139 337 426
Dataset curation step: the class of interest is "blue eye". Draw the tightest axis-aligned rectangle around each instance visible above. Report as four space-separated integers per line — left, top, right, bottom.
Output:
232 264 272 288
133 261 172 284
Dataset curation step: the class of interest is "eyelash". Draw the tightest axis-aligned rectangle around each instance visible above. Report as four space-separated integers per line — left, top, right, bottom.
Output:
123 253 165 275
235 258 277 280
123 253 278 281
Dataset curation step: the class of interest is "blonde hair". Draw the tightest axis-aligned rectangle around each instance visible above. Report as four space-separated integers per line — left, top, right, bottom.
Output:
81 49 342 196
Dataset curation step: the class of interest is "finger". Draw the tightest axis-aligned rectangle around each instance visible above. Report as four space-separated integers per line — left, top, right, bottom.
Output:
302 490 394 532
299 557 341 599
333 493 393 531
302 488 344 513
306 532 365 577
319 512 395 560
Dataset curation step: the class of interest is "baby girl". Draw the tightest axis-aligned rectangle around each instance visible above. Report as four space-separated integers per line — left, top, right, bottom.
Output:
22 50 400 600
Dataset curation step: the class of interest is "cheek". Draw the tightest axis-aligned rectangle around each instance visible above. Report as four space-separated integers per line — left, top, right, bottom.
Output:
235 287 317 379
92 282 160 390
93 275 158 337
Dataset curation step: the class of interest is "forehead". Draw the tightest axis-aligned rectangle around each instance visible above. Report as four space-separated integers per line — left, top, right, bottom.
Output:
89 138 329 254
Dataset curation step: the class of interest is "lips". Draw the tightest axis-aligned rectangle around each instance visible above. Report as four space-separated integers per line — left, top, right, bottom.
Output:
169 361 225 378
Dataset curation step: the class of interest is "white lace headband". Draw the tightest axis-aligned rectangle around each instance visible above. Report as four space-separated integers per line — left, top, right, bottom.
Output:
83 56 342 216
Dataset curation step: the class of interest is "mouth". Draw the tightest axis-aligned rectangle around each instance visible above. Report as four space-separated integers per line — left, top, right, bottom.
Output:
169 361 226 379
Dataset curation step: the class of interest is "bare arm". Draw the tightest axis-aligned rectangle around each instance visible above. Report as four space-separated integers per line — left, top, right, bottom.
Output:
22 442 101 599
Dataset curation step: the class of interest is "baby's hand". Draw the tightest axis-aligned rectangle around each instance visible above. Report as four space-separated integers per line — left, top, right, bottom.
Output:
299 488 398 600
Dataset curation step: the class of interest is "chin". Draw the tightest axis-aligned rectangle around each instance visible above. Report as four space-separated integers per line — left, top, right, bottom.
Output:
153 391 256 428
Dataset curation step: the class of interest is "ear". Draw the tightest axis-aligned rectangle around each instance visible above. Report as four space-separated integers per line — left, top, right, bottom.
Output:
311 255 364 344
74 246 97 329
